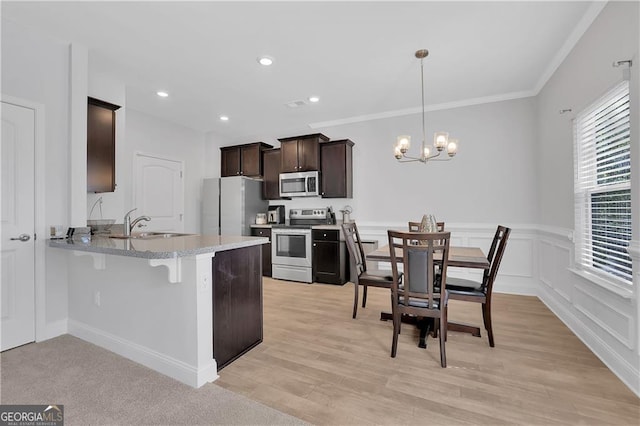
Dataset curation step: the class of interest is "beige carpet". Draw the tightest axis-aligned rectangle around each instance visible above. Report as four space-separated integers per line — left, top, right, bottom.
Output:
0 334 307 425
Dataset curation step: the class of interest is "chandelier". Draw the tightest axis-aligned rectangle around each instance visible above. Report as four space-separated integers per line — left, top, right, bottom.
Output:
394 49 459 163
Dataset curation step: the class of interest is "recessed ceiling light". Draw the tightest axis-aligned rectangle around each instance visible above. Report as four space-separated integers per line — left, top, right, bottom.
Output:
257 56 274 66
156 91 169 98
308 96 320 103
219 115 229 121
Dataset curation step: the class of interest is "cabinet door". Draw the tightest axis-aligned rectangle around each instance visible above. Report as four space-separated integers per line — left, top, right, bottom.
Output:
87 101 117 192
262 149 282 200
313 240 339 283
213 245 263 369
241 144 261 177
280 140 299 173
251 228 272 277
221 147 241 177
298 138 320 171
320 140 353 198
312 229 345 284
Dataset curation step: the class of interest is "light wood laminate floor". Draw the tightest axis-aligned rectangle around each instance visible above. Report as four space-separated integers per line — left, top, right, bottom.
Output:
216 278 639 425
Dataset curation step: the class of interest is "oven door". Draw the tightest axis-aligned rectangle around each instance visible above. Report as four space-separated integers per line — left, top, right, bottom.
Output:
271 228 312 268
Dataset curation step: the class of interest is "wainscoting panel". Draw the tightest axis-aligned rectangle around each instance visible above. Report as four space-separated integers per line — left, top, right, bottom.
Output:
574 284 634 350
359 222 639 396
536 227 639 397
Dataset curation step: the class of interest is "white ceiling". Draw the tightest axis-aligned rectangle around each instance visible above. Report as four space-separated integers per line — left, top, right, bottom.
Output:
2 1 602 142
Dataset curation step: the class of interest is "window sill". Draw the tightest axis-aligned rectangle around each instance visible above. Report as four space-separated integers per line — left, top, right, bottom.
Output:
568 268 634 299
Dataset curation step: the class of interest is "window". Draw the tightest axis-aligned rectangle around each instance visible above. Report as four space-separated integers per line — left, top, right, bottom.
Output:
574 80 631 284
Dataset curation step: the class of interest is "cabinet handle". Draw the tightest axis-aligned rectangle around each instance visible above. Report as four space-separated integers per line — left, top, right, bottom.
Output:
323 233 327 237
313 243 316 247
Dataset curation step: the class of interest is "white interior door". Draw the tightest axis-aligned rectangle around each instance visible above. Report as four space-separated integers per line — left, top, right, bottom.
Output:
134 153 184 232
1 101 35 351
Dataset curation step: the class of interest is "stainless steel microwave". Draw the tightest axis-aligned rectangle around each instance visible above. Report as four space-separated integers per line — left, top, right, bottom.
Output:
279 171 320 197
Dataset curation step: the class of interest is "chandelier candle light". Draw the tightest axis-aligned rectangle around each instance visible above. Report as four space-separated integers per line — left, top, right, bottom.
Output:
394 49 459 163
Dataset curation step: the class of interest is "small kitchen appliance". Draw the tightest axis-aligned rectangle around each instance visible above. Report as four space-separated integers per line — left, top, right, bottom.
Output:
267 205 285 224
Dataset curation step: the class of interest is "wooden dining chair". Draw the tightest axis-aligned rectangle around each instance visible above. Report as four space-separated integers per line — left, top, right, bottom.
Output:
342 222 393 319
445 225 511 347
388 230 451 367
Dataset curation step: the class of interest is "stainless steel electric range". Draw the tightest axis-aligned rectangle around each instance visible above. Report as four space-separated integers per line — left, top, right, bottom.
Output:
271 208 334 283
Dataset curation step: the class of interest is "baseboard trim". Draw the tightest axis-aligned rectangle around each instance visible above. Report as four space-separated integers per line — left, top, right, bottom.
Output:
537 287 640 397
68 319 218 388
38 319 68 342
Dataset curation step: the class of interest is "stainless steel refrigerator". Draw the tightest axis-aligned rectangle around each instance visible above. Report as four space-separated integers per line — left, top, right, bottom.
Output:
201 176 268 236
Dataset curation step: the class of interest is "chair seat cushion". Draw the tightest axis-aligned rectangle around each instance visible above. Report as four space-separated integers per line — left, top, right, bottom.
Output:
446 277 484 296
361 269 394 282
398 296 439 309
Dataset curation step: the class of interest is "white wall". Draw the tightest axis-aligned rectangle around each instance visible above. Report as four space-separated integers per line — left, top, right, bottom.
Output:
124 109 206 233
2 18 71 336
535 1 639 395
274 97 538 226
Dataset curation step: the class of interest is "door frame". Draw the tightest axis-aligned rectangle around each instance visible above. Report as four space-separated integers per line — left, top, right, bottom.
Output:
1 94 47 343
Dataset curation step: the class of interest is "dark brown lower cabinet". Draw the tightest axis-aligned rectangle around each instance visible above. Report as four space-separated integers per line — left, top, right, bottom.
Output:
212 244 263 369
312 229 346 285
250 227 272 277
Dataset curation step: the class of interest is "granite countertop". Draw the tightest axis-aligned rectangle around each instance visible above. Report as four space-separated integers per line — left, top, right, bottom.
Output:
49 234 268 259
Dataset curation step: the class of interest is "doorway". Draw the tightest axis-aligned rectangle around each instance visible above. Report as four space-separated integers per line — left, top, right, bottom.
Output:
1 101 36 351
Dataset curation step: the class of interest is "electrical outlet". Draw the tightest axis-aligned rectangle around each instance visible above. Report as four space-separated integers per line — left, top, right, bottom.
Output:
94 291 101 307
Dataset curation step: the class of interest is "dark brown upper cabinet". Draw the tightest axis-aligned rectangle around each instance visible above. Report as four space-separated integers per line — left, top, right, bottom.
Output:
220 142 273 177
87 97 120 193
262 148 284 200
321 139 354 198
278 133 329 173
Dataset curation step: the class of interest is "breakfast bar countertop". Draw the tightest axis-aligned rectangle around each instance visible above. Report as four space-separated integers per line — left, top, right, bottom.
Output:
48 234 268 259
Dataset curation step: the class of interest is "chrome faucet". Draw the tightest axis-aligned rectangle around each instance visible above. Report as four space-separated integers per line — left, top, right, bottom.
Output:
123 208 151 237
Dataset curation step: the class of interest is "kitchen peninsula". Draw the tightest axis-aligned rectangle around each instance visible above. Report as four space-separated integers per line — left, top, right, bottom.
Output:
49 234 267 388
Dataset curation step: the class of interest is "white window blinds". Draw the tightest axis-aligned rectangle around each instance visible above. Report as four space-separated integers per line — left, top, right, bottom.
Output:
574 80 631 284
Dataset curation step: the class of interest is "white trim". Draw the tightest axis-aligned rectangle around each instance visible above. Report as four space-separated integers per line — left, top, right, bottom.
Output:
1 94 47 345
68 43 88 227
42 319 68 341
532 1 608 94
308 91 535 129
573 285 634 349
308 3 607 131
627 240 640 261
538 284 639 397
68 320 219 388
569 268 634 299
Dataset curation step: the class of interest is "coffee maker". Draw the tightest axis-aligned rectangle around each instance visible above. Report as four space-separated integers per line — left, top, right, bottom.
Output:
267 205 285 224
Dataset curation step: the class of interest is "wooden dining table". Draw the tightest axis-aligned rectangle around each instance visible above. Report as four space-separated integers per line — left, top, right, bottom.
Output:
366 244 490 345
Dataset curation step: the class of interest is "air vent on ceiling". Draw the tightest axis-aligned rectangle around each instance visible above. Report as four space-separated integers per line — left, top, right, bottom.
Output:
285 100 307 108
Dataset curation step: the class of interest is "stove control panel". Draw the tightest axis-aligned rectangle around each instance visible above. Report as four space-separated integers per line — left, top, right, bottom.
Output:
289 208 328 220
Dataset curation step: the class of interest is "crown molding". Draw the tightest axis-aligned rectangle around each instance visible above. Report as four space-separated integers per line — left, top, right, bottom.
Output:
308 90 536 129
309 1 609 130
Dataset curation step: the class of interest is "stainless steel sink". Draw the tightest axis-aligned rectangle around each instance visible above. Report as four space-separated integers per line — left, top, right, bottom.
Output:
109 232 193 239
